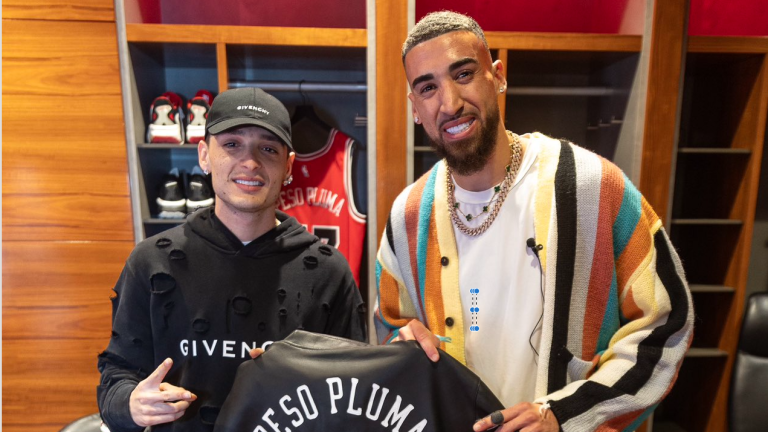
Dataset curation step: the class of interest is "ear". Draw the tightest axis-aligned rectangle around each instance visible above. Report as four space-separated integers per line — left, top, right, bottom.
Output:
285 151 296 178
408 92 421 124
198 139 210 173
492 60 507 90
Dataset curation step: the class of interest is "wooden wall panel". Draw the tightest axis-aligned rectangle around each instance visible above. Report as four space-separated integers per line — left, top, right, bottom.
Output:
2 242 132 307
2 242 132 340
2 19 132 242
1 0 115 22
639 0 688 220
375 0 409 239
2 96 124 137
2 195 133 242
2 134 130 196
3 339 111 426
2 2 132 430
2 21 121 95
3 306 111 340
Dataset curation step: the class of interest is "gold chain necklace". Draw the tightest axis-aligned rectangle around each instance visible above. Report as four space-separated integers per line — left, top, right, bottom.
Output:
447 132 522 236
452 185 503 222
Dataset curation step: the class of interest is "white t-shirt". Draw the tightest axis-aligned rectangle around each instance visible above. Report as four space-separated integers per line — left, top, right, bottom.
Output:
454 133 543 408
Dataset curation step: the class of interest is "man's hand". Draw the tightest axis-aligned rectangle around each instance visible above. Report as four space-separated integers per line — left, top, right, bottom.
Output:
249 348 264 359
129 358 196 427
473 403 559 432
395 319 441 362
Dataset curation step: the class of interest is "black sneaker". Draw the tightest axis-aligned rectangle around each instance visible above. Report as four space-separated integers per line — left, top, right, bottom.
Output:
186 166 214 213
156 168 186 218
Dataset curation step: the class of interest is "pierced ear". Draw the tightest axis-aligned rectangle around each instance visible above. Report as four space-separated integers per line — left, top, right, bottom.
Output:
197 140 210 173
408 93 421 124
285 152 296 178
492 60 506 83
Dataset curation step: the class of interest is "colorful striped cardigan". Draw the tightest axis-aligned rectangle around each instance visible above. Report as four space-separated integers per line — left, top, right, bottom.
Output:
375 135 694 431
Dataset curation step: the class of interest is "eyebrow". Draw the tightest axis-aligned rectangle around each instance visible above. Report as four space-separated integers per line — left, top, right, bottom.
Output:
449 57 479 72
259 133 282 143
411 73 435 89
410 57 480 89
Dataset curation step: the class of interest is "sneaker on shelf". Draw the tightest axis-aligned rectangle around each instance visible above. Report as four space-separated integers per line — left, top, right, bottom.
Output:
186 90 213 144
156 168 187 218
147 91 185 144
186 166 214 213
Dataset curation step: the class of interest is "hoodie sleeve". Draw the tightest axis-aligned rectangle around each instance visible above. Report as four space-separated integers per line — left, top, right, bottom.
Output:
97 258 155 432
325 265 368 343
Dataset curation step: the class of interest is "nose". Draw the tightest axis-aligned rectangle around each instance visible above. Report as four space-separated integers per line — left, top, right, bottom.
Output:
439 82 463 117
240 147 263 170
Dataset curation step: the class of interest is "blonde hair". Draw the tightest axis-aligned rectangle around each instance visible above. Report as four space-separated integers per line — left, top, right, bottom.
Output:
402 11 488 62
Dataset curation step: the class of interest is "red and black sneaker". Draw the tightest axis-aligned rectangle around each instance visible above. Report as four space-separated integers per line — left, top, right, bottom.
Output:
186 90 213 144
147 91 185 144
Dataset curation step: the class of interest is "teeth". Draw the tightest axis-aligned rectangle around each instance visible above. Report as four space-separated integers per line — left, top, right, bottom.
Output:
446 120 473 135
235 179 264 186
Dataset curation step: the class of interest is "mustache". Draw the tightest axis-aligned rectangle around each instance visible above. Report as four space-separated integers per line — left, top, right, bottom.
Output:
438 111 475 130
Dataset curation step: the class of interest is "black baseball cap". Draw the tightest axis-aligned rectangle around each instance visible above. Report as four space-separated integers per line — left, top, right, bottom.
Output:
205 87 293 150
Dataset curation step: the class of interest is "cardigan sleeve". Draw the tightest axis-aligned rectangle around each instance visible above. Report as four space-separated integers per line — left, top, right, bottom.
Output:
373 221 421 345
535 193 694 431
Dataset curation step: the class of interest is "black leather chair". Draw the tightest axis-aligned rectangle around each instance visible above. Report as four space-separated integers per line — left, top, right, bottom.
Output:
729 292 768 432
59 413 105 432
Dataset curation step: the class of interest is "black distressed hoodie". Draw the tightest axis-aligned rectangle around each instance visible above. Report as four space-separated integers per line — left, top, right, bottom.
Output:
97 208 367 432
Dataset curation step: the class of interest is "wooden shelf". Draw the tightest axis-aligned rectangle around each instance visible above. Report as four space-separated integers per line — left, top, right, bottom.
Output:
688 36 768 53
678 148 751 155
126 24 367 47
662 37 768 432
685 348 729 358
689 284 735 293
485 32 641 52
506 86 627 96
138 143 198 149
671 219 743 225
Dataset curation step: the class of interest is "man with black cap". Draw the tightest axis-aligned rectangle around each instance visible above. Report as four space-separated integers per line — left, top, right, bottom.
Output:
97 88 367 432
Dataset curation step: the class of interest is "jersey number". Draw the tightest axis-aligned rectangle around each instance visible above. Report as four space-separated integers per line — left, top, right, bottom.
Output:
312 226 340 248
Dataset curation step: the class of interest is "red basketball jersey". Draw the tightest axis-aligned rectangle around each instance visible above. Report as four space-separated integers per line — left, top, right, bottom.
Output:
278 129 366 286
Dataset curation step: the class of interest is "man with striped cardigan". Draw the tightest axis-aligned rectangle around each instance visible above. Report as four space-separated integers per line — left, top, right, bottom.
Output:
375 11 694 432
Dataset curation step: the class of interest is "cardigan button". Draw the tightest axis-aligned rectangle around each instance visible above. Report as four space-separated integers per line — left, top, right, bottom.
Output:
441 256 449 266
445 317 454 327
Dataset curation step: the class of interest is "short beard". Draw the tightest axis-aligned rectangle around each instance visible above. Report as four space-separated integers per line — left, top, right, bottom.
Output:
427 106 501 176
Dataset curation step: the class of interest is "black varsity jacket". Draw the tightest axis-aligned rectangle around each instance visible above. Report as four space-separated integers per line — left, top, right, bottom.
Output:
215 331 503 432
